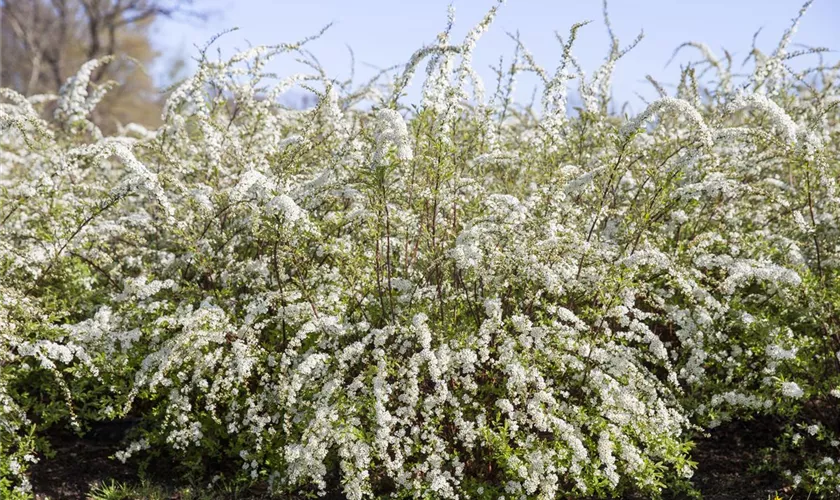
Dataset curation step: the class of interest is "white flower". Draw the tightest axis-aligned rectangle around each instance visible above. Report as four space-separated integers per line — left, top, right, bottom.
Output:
727 92 798 145
781 381 804 399
766 344 797 360
372 108 413 164
621 97 712 147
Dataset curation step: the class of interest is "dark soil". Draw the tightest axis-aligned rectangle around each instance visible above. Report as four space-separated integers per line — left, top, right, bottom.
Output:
30 430 137 499
685 416 787 500
29 418 177 500
29 418 790 500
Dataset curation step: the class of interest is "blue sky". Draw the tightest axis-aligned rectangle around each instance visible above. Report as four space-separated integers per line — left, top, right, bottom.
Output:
152 0 839 111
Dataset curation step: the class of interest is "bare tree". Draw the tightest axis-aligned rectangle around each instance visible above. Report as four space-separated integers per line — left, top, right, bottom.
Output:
1 0 206 129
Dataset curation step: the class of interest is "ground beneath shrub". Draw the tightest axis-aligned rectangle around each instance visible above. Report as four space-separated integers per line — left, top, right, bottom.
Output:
685 417 787 500
30 419 789 500
31 430 137 499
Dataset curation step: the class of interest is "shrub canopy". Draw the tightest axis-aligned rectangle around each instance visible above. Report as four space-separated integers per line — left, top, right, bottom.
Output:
1 1 839 498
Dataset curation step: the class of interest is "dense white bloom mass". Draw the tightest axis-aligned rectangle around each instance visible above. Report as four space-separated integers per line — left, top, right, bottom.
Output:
372 108 414 164
1 1 839 498
782 382 805 399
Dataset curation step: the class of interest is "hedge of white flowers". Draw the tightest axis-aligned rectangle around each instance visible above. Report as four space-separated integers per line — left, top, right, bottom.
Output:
2 1 839 498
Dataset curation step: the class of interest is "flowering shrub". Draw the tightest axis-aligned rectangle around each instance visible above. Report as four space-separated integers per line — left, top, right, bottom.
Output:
1 1 839 498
